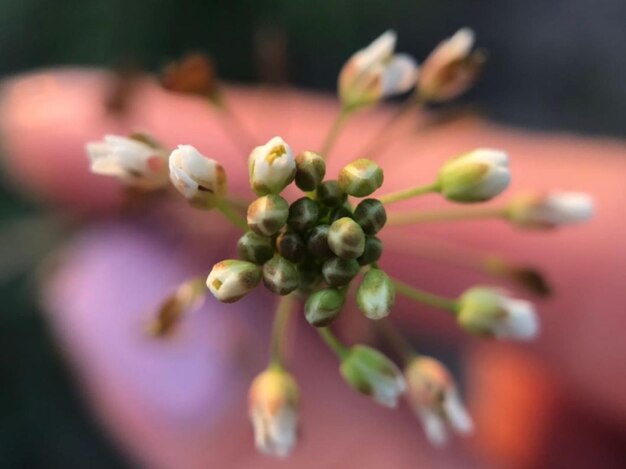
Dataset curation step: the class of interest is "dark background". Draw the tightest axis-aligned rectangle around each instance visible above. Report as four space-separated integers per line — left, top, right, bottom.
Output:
0 0 624 467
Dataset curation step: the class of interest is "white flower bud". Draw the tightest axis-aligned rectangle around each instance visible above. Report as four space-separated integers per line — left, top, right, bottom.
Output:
438 148 510 202
457 287 539 340
86 134 168 189
418 28 485 103
340 345 406 408
248 136 296 195
207 260 262 303
507 191 594 229
169 145 227 209
339 31 418 110
248 368 299 458
405 357 473 446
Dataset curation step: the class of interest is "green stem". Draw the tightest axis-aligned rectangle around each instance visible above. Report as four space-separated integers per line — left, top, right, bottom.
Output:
269 295 297 368
387 205 508 226
218 200 248 230
392 278 459 314
376 319 417 364
213 98 258 158
378 182 441 205
318 327 349 359
360 99 417 160
320 107 351 159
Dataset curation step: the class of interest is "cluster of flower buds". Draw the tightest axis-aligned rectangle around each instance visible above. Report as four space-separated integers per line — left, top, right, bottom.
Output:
207 136 396 325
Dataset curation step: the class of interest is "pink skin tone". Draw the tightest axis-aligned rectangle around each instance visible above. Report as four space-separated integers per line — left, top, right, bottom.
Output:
1 69 626 468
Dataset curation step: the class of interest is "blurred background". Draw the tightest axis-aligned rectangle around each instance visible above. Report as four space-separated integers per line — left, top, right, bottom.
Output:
1 0 625 468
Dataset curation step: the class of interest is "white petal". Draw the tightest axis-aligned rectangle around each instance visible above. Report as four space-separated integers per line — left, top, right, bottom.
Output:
381 54 418 97
545 192 594 225
443 390 474 435
418 409 448 447
354 30 397 71
496 298 539 340
446 28 475 58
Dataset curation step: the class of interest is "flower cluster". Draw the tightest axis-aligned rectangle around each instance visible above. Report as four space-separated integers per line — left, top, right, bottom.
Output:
85 27 595 458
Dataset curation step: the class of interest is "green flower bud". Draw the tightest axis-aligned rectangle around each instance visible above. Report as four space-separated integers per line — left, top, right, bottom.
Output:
358 236 383 266
207 260 262 303
316 180 347 207
237 231 275 264
339 345 406 407
306 225 334 259
262 256 300 295
247 194 289 236
356 269 395 320
304 288 346 326
353 198 387 234
338 159 384 197
295 151 326 191
248 136 296 195
276 230 306 263
328 217 365 259
287 197 320 232
322 257 360 287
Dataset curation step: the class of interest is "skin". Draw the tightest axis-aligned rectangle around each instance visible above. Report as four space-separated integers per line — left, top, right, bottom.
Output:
1 69 626 468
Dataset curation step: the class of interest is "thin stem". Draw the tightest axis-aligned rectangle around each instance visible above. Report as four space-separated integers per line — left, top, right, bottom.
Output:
218 200 248 230
318 327 349 359
269 295 297 368
320 107 351 159
378 182 441 205
387 205 508 226
392 278 459 314
359 99 417 160
376 319 417 364
214 99 258 158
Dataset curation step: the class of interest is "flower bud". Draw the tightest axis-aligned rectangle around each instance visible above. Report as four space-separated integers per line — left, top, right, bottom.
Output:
507 191 594 229
322 257 360 287
287 197 320 232
316 180 347 207
338 30 418 110
356 269 395 320
249 368 299 458
405 356 473 446
329 203 354 224
169 144 227 209
86 134 169 189
338 159 384 197
276 231 306 263
353 198 387 234
418 28 485 103
438 149 510 203
328 217 366 259
304 288 346 326
248 136 296 195
247 195 289 236
263 256 300 295
340 345 406 407
207 260 262 303
358 236 383 266
306 225 334 259
147 278 206 337
295 151 326 191
457 287 539 340
237 231 275 265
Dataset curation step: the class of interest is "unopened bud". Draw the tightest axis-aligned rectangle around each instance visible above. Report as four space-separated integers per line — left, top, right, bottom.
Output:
507 191 594 229
207 260 262 303
330 203 354 224
147 278 206 337
287 197 320 232
353 198 387 234
338 159 384 197
358 236 383 265
263 256 300 295
248 136 296 195
328 217 366 259
247 195 289 236
438 149 510 203
340 345 406 407
322 257 360 287
295 151 326 191
276 231 306 263
356 269 395 320
316 180 347 207
249 368 299 458
306 225 334 259
238 231 275 265
169 144 227 209
304 288 346 326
